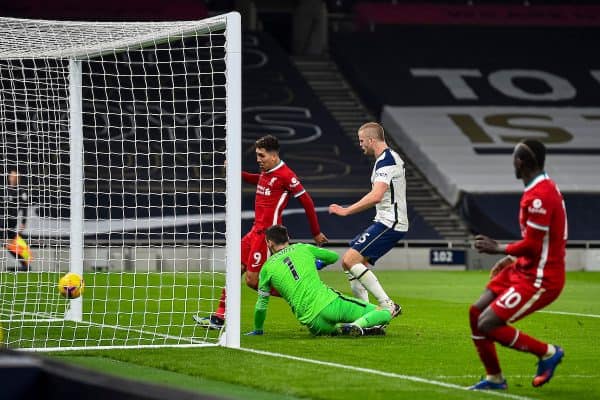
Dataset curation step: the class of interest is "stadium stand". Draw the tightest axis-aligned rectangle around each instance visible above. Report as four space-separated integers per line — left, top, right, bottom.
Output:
6 1 598 243
460 193 599 240
331 19 600 241
0 0 441 241
291 55 464 240
240 32 442 240
353 2 600 29
0 0 208 20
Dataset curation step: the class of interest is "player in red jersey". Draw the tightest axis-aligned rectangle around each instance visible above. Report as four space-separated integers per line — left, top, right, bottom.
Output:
468 139 567 391
194 135 328 329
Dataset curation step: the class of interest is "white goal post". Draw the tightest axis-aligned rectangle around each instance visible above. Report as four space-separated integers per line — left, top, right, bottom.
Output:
0 12 241 350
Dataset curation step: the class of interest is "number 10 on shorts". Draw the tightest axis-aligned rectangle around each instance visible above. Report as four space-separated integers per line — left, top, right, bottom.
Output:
496 287 522 309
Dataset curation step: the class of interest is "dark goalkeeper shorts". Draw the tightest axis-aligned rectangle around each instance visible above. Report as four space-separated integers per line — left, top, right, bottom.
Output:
307 294 377 335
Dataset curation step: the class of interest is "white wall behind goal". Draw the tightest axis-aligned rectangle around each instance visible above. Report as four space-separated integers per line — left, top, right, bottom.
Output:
2 246 595 272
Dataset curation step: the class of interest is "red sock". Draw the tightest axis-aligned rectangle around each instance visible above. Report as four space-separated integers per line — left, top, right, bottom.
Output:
270 287 281 297
469 305 501 375
214 288 226 320
487 325 548 357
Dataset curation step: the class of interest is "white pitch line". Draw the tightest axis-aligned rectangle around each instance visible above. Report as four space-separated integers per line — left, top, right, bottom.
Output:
0 307 59 322
239 347 538 400
1 307 209 346
82 320 206 345
540 310 600 319
435 375 598 379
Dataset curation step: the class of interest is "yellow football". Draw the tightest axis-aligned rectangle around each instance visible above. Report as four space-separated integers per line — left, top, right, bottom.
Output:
58 272 85 299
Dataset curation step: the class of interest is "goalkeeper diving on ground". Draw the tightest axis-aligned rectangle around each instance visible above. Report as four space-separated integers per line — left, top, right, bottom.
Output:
246 224 397 337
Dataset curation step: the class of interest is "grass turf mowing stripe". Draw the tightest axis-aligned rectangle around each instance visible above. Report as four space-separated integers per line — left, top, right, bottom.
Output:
56 355 303 400
239 347 539 400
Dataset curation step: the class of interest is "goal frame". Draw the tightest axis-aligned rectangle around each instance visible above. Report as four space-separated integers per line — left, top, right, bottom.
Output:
2 12 241 351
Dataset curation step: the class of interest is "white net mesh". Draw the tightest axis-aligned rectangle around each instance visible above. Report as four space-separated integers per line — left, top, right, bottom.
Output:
0 15 237 350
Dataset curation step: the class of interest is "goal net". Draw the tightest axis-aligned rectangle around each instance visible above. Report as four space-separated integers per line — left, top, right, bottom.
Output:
0 13 241 350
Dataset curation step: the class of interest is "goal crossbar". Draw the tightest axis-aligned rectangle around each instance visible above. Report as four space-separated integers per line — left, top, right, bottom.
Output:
0 14 228 60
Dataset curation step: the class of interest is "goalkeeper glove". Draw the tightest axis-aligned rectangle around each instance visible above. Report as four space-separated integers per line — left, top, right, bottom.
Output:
315 259 327 270
244 330 264 336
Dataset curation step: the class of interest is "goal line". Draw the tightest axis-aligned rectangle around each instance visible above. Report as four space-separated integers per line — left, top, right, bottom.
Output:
2 305 217 352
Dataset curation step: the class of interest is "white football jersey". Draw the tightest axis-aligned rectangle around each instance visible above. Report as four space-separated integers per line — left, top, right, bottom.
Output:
371 148 408 232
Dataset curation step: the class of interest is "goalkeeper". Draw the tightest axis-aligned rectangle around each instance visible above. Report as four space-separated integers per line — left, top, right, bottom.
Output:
248 224 393 336
2 168 31 271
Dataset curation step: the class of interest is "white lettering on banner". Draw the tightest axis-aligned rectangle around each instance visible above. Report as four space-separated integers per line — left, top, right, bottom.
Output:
411 68 581 101
590 70 600 86
488 70 576 101
242 106 322 144
410 69 482 99
244 34 268 69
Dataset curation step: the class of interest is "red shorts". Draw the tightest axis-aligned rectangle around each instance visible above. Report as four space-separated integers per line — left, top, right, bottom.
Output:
487 265 563 323
241 228 268 273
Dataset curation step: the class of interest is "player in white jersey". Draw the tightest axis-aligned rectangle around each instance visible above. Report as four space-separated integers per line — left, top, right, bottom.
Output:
371 145 408 232
329 122 405 316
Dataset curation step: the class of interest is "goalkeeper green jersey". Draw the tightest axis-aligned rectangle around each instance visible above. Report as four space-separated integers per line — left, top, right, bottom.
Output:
257 243 339 325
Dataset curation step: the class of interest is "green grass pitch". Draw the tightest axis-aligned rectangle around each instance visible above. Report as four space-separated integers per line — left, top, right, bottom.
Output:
0 271 223 347
4 270 600 399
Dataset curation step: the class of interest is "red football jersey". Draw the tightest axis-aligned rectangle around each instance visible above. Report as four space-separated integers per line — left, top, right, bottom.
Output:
253 161 306 231
514 173 567 289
